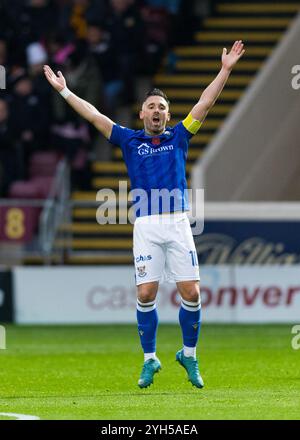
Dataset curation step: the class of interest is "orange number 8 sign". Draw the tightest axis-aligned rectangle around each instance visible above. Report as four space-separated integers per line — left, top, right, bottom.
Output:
4 208 25 240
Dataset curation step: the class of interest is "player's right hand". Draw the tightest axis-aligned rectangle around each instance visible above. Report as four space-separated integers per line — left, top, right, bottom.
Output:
43 65 66 92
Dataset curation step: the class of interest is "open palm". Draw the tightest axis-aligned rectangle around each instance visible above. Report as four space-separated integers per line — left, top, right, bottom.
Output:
43 65 66 92
222 40 245 71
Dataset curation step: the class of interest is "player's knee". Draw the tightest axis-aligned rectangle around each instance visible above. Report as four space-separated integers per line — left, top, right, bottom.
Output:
188 290 200 303
137 284 158 303
138 291 156 303
181 283 200 303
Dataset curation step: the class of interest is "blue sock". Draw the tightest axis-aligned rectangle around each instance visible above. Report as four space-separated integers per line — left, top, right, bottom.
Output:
179 299 201 349
136 299 158 354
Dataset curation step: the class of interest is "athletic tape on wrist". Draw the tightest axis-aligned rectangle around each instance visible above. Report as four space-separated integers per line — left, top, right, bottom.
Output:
59 87 71 99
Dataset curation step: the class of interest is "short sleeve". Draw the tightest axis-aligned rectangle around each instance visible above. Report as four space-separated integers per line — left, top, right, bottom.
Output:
173 121 194 140
108 124 135 149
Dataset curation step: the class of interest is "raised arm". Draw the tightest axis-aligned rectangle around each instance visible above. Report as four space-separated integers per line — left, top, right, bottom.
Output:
43 65 114 139
189 40 245 123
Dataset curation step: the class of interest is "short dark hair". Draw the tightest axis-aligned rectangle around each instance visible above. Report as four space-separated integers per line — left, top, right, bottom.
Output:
144 88 170 106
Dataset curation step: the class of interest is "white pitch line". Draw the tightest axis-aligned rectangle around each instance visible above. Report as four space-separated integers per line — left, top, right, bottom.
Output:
0 412 40 420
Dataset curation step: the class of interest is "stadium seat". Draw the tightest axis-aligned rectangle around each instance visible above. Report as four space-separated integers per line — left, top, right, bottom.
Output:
31 176 54 199
29 151 60 178
5 179 51 245
8 180 41 199
29 151 59 167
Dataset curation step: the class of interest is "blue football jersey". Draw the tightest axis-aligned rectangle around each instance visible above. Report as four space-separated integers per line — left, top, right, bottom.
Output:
108 122 193 217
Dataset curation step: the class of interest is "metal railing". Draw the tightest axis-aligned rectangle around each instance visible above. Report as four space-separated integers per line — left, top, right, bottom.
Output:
39 159 71 263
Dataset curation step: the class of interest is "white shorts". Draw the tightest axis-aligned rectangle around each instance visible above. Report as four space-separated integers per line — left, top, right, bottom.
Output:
133 212 200 285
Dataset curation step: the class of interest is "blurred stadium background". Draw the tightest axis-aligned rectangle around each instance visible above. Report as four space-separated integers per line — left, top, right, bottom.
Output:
0 0 300 420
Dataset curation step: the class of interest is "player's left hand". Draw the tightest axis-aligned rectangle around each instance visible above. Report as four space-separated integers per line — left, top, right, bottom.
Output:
43 64 66 92
222 40 245 71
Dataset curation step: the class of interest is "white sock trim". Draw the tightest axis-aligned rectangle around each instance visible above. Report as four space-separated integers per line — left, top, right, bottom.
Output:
136 299 156 313
181 299 201 312
183 345 196 358
182 298 201 307
144 352 157 362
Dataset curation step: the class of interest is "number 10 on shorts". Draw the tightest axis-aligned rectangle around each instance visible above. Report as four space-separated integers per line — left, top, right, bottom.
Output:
189 251 199 267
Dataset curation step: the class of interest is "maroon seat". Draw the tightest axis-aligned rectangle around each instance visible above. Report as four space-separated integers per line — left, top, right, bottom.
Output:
8 180 41 199
3 152 60 243
30 151 59 167
29 151 59 178
8 180 42 227
72 147 87 170
31 176 54 198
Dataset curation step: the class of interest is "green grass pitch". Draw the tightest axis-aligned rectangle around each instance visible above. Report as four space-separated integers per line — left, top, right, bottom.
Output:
0 324 299 420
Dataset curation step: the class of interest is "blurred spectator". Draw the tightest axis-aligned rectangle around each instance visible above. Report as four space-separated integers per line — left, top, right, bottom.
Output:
0 1 19 42
27 42 48 75
46 32 76 67
0 40 7 99
85 0 110 22
26 41 52 105
46 41 99 179
51 116 91 189
86 21 123 116
21 0 58 42
50 40 102 120
140 3 171 74
58 0 90 40
0 99 19 196
106 0 144 104
0 39 7 66
8 70 50 177
144 0 181 15
49 40 102 162
0 0 182 193
143 0 196 47
70 0 90 39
